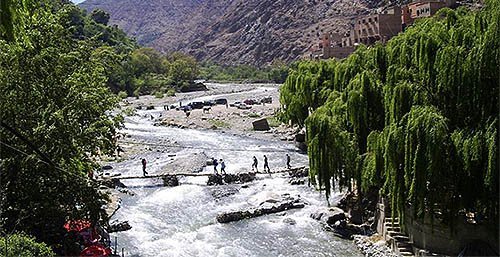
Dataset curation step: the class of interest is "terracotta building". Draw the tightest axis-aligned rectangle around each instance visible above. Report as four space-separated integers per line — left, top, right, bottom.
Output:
343 6 402 47
306 0 457 60
403 0 456 27
308 32 355 60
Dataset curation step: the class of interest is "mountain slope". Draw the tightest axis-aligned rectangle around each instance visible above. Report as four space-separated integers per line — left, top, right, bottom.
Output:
79 0 232 52
80 0 378 66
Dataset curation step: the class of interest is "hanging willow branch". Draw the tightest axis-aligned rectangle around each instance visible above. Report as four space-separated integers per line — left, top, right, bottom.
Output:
281 1 499 225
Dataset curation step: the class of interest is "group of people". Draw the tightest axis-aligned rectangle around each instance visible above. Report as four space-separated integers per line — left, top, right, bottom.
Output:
141 154 292 176
252 154 291 173
212 158 226 174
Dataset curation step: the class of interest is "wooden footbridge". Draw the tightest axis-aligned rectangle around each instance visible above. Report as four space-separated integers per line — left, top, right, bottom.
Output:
113 166 306 180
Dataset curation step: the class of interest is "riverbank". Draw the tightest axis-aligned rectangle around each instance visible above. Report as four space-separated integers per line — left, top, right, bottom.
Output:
121 83 300 141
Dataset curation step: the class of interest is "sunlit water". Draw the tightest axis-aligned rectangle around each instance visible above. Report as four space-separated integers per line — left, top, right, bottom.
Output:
108 85 362 257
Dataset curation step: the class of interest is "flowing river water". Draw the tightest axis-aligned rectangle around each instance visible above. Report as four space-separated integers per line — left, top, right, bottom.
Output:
108 85 362 257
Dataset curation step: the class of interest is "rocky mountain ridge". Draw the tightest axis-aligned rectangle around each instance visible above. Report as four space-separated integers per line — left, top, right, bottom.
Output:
80 0 382 66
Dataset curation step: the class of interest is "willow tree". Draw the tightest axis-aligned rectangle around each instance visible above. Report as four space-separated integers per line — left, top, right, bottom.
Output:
280 0 499 227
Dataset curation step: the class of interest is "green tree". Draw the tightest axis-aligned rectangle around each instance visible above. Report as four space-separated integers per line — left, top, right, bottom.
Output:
0 234 55 257
90 9 110 25
280 1 499 228
0 0 121 250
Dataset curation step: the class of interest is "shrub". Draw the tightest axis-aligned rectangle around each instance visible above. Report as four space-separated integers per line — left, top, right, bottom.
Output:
166 88 176 97
0 234 55 257
117 91 128 99
154 91 164 98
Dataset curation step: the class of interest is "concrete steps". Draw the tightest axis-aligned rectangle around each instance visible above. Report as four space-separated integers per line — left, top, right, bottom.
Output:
383 216 415 257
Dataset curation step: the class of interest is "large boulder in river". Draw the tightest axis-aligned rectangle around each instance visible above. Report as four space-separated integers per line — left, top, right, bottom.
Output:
207 173 256 186
310 207 347 225
207 174 224 186
162 175 179 187
216 194 305 223
108 220 132 233
289 178 305 185
288 167 309 178
252 118 270 131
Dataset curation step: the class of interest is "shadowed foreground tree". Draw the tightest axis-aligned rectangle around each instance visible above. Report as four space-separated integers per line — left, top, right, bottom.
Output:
0 0 121 253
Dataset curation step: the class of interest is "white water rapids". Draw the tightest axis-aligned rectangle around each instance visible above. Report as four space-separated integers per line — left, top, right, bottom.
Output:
108 85 362 257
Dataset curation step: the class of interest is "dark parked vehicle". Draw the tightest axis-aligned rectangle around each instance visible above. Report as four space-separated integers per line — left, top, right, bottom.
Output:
176 105 192 111
215 98 228 105
244 99 258 105
203 100 216 106
188 101 204 109
261 97 272 104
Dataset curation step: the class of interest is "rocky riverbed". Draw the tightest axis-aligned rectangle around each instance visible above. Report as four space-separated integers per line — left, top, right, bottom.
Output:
101 83 365 257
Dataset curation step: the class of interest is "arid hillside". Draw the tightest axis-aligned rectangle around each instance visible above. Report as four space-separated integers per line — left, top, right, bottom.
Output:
80 0 382 65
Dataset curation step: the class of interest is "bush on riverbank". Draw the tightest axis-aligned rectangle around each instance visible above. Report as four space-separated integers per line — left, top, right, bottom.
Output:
0 234 55 257
280 1 499 230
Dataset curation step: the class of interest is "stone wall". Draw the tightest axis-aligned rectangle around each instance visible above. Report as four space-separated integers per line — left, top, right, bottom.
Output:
402 209 499 255
376 198 499 255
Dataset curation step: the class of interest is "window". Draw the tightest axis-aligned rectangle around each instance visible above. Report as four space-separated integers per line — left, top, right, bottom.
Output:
374 17 378 22
368 18 372 22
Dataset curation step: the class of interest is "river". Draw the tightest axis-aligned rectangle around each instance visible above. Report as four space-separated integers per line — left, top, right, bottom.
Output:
107 84 363 257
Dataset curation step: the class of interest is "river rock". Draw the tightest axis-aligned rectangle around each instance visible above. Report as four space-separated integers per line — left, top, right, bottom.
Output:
162 175 179 187
238 173 256 183
327 211 347 225
210 185 240 199
288 167 309 178
289 178 305 185
207 173 256 186
216 194 305 223
310 207 347 225
283 218 297 225
354 235 396 257
102 165 113 170
207 174 224 186
108 220 132 233
100 178 127 189
330 221 370 240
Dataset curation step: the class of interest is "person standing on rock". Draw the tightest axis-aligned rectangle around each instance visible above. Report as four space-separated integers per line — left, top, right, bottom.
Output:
220 159 226 174
212 158 219 174
286 154 291 169
263 155 270 173
252 156 258 172
142 158 148 176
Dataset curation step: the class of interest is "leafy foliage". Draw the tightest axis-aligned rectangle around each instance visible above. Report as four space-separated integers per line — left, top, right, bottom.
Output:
0 234 55 257
0 1 124 252
280 2 499 225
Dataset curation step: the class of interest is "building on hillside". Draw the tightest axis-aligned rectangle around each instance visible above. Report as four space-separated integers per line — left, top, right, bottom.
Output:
306 0 457 61
402 0 456 27
342 6 402 47
307 32 355 60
